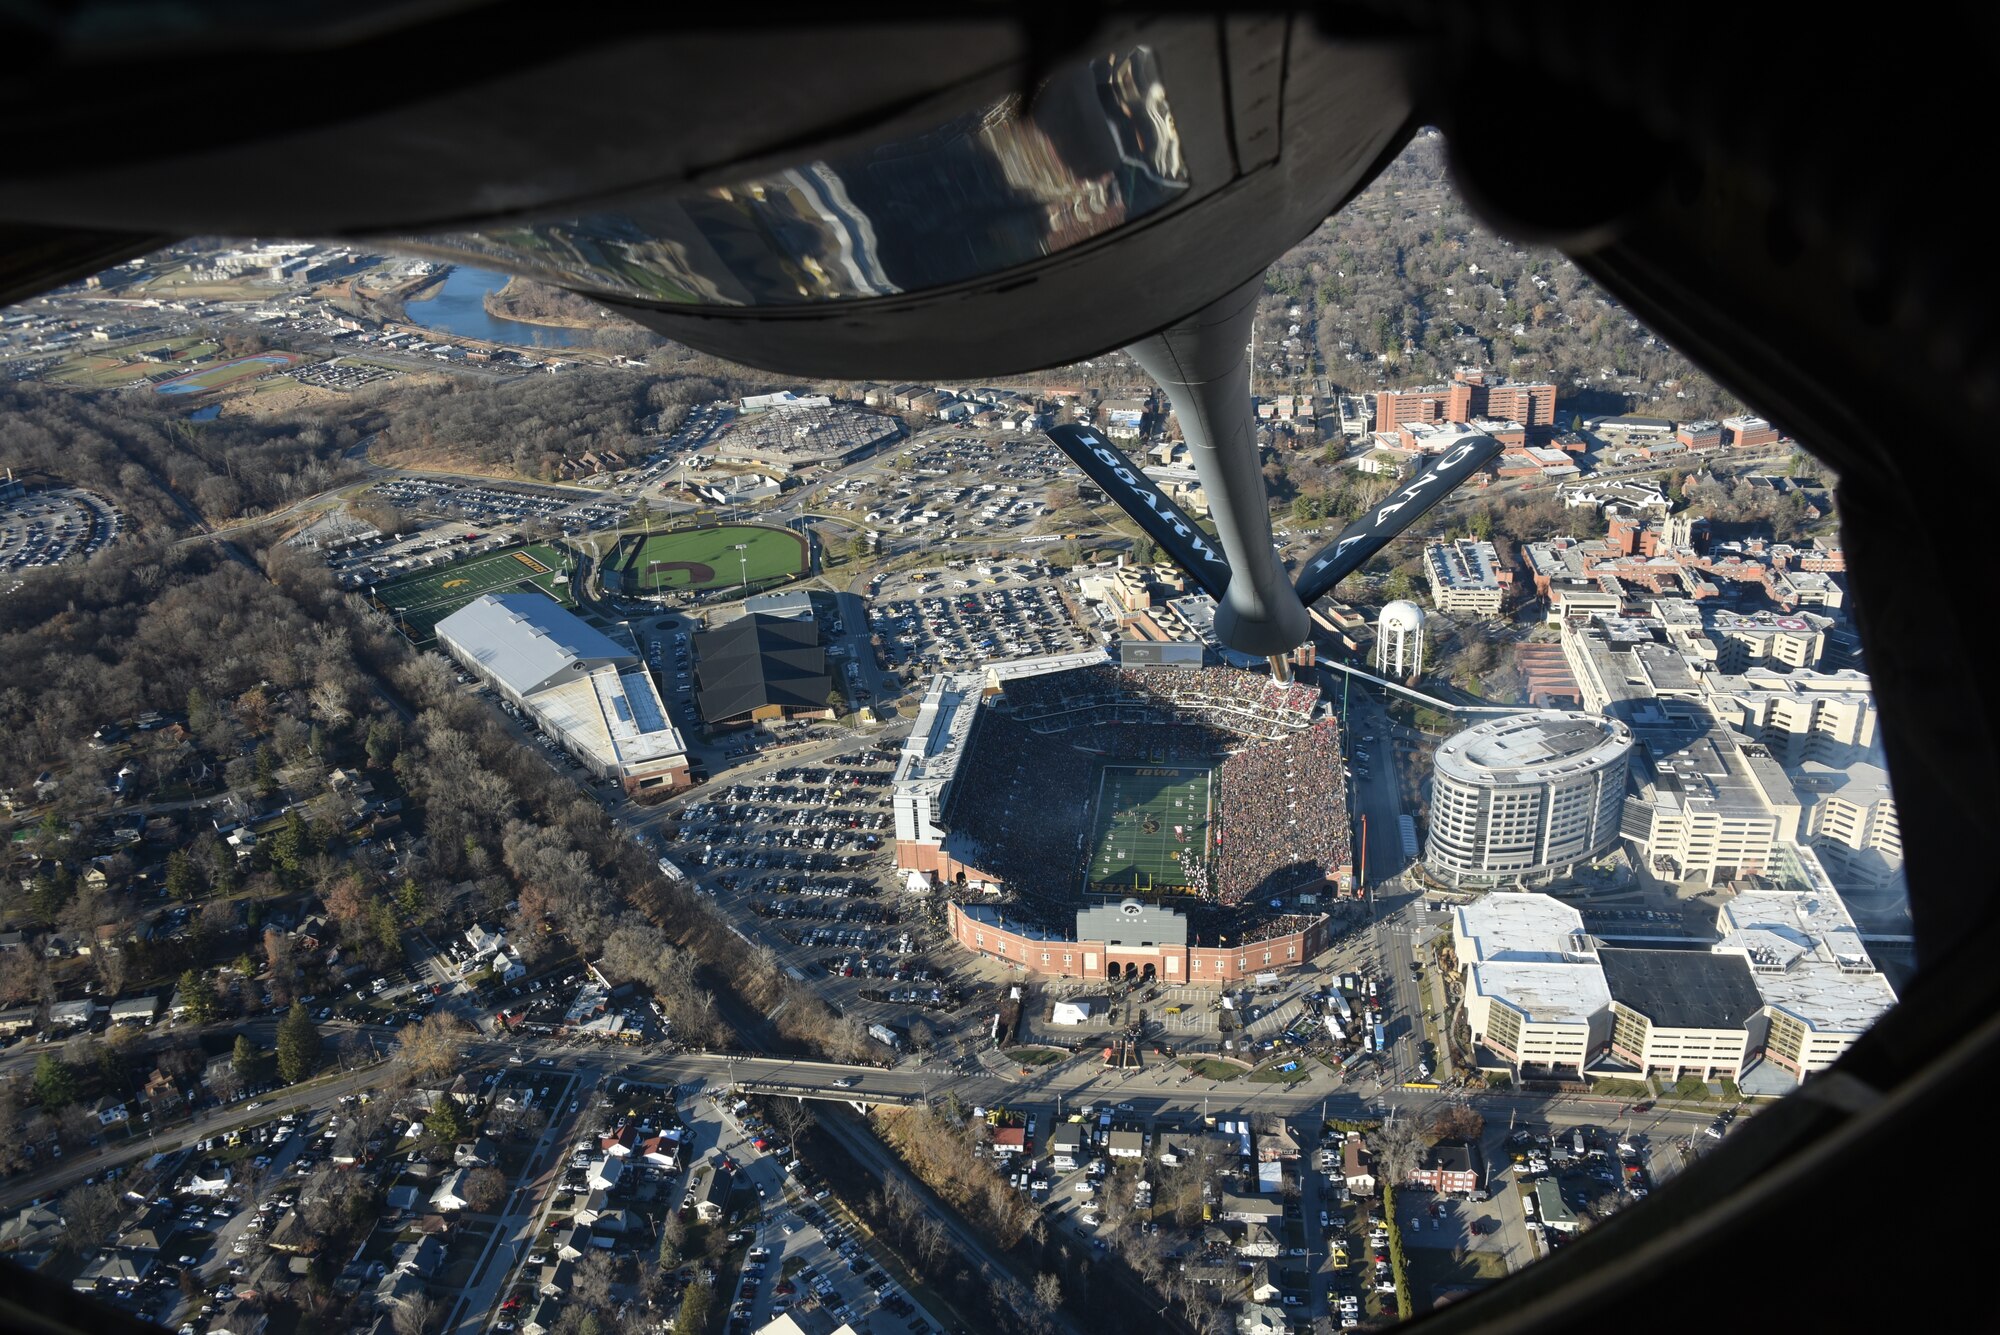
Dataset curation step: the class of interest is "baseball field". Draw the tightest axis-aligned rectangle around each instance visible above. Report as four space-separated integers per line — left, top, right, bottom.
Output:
617 523 807 594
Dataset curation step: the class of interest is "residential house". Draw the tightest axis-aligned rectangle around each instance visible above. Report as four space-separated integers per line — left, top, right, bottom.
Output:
430 1168 473 1213
640 1132 682 1169
389 1236 445 1278
208 1297 270 1335
538 1258 574 1297
1342 1134 1376 1195
690 1166 732 1222
577 1189 617 1227
73 1252 148 1291
374 1268 426 1310
0 1204 64 1252
1235 1223 1282 1258
552 1222 589 1261
1409 1141 1481 1196
1239 1302 1289 1335
119 1216 170 1254
140 1068 182 1115
1156 1132 1201 1168
1050 1124 1087 1172
523 1297 562 1335
991 1125 1027 1158
453 1138 498 1168
1256 1118 1300 1163
48 999 93 1027
1218 1191 1284 1227
92 1096 129 1128
585 1157 622 1192
1107 1129 1146 1161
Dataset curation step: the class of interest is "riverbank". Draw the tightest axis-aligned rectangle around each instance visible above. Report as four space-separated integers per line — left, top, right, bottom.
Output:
482 275 611 331
355 267 446 326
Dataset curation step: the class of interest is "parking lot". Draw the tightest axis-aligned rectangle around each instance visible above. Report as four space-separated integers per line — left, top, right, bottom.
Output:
289 358 402 392
870 579 1094 673
664 749 979 1037
0 485 121 580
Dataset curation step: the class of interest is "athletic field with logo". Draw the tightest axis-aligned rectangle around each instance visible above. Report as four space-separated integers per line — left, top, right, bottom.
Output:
1084 764 1214 895
374 543 574 645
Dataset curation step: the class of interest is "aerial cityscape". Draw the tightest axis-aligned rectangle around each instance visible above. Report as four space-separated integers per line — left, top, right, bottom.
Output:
0 130 1903 1335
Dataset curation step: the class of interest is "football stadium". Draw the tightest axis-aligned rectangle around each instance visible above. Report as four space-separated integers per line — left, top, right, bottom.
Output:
893 657 1354 983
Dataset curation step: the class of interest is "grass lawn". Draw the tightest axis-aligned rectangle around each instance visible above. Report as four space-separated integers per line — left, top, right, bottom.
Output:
618 522 807 593
1593 1078 1651 1100
1010 1048 1066 1066
437 1221 497 1289
1179 1058 1242 1081
1404 1243 1508 1310
1248 1061 1310 1085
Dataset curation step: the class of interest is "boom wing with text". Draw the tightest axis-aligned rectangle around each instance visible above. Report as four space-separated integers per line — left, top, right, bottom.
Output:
1291 433 1505 606
1043 423 1233 600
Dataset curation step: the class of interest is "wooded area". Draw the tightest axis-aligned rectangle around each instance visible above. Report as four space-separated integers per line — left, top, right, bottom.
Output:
1258 132 1738 419
0 384 367 531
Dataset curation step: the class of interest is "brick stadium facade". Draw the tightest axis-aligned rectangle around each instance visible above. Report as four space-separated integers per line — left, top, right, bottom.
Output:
947 900 1329 984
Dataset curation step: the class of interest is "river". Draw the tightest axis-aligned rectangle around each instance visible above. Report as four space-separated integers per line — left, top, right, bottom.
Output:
402 266 592 348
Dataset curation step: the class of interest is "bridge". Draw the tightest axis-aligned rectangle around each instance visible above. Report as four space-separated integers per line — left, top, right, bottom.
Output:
730 1078 924 1113
1318 659 1526 717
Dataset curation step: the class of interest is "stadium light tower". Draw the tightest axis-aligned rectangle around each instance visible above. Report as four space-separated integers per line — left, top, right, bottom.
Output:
734 542 749 593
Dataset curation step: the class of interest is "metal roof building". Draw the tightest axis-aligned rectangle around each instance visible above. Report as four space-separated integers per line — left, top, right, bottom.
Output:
436 593 635 698
691 613 832 725
436 594 688 795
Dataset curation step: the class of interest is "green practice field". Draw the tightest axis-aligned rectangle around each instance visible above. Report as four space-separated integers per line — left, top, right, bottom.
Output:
618 523 807 594
1085 764 1214 895
374 543 575 645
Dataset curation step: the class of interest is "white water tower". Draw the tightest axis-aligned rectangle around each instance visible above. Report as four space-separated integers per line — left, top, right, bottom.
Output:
1377 599 1426 679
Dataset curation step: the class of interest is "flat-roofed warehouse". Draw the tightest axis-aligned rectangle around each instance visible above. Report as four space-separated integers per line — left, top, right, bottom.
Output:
436 593 689 796
691 613 834 728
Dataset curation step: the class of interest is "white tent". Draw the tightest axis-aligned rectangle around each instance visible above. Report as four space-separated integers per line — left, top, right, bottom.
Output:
903 870 933 895
1051 1000 1093 1026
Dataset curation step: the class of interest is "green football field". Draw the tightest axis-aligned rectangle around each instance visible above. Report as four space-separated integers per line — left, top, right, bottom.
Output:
374 543 575 645
620 523 807 593
1085 764 1214 895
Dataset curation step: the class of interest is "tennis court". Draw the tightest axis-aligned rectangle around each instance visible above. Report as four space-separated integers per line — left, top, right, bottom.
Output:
1084 764 1214 895
375 543 574 644
618 522 807 594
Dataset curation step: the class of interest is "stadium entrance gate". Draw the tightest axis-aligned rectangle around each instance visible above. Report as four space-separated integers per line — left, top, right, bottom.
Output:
1109 955 1162 983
